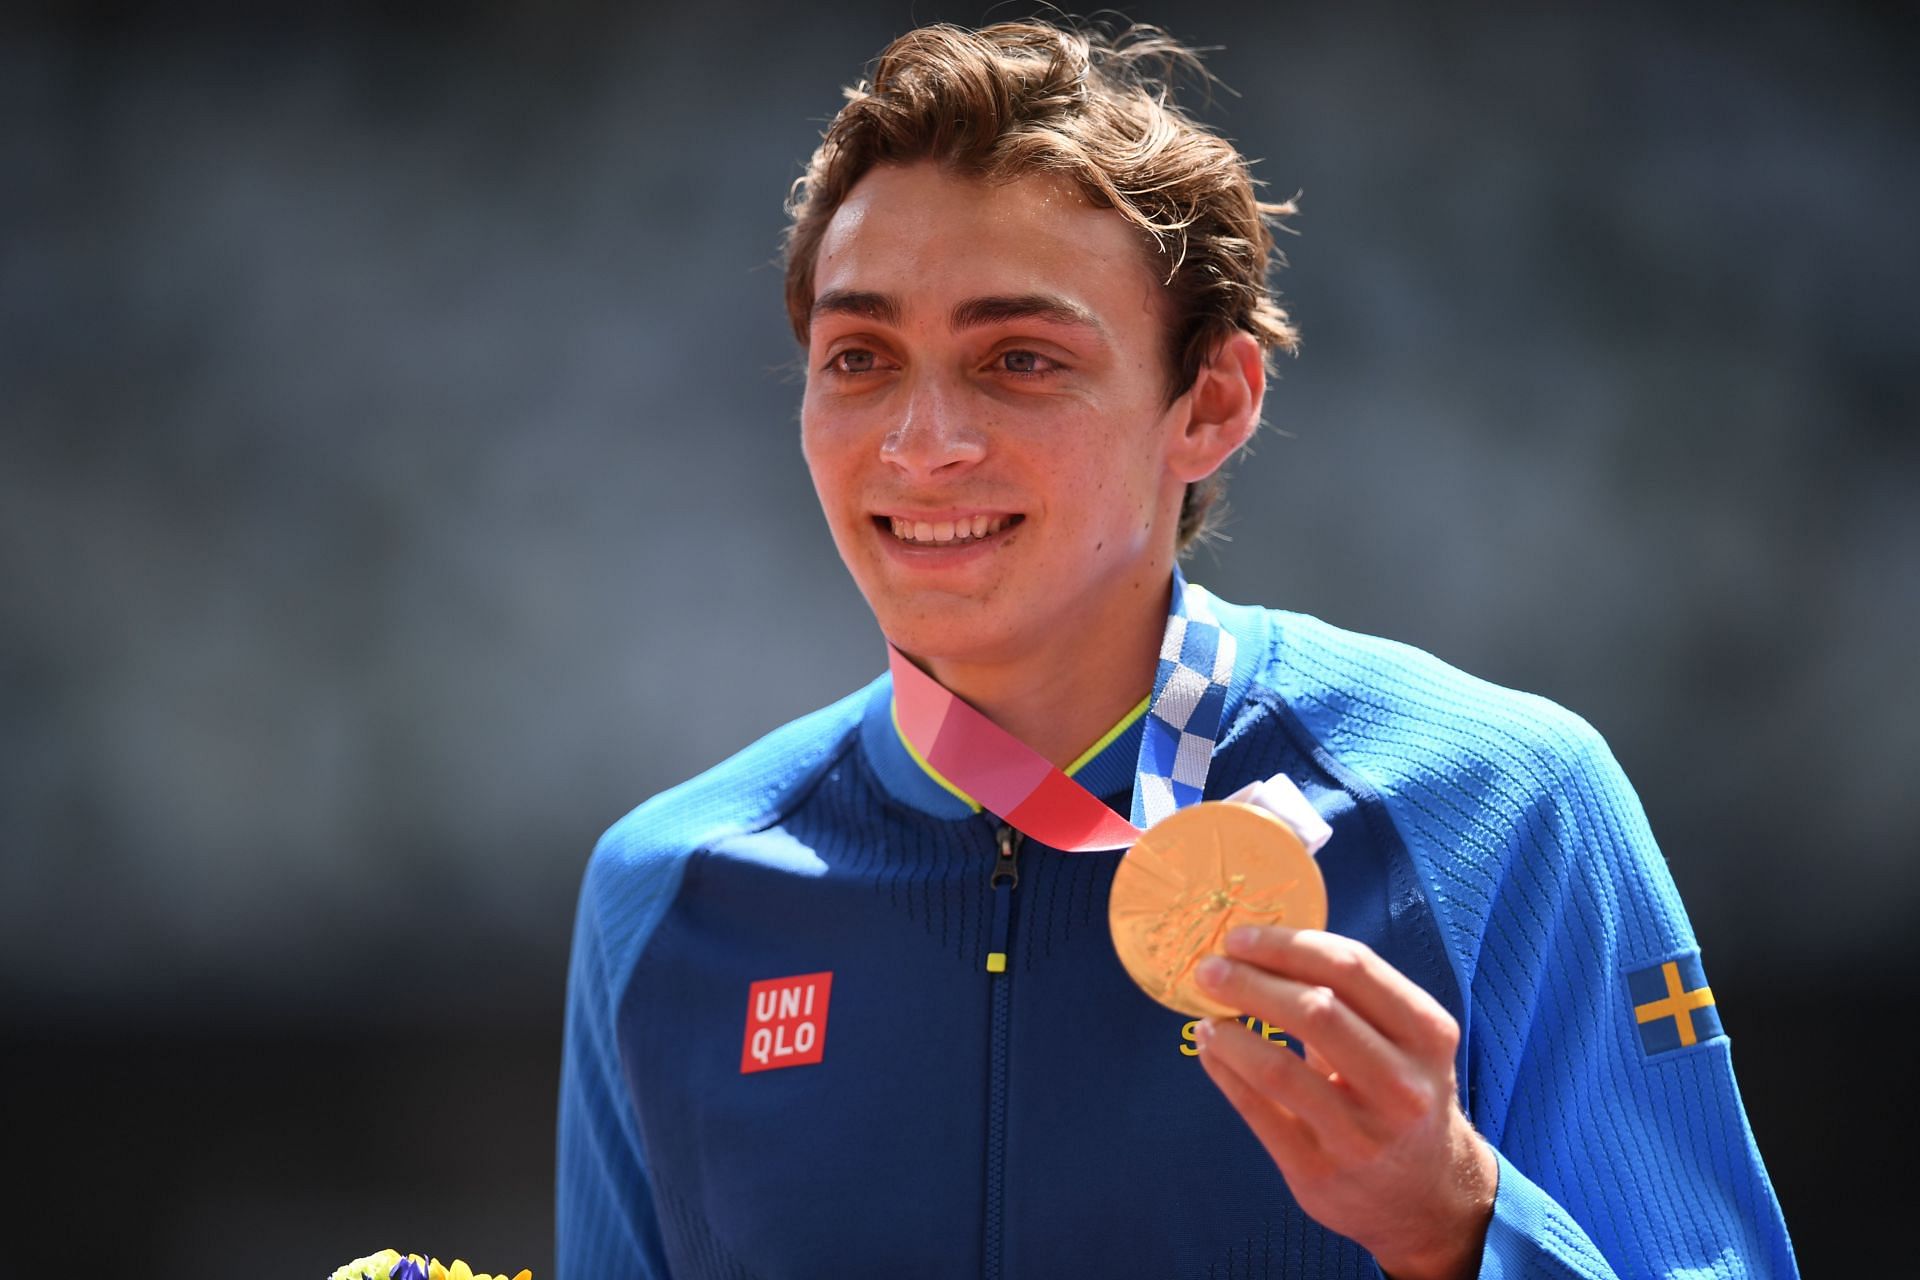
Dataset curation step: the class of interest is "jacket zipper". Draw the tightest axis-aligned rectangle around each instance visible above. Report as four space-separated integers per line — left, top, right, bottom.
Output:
983 822 1023 1280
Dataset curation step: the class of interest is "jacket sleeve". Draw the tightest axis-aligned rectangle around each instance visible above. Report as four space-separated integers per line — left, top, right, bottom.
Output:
556 849 672 1280
1453 718 1798 1279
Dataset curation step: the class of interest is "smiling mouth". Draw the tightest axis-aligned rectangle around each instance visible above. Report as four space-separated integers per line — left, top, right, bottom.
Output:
878 514 1023 546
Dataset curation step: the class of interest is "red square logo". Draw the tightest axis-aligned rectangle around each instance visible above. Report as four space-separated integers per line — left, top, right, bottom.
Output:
740 971 833 1074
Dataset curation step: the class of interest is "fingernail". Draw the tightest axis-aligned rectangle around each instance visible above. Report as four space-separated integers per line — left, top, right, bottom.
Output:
1195 955 1230 988
1226 926 1261 951
1194 1019 1214 1050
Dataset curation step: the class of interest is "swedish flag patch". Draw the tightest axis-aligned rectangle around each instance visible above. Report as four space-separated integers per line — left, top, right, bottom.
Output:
1627 951 1724 1056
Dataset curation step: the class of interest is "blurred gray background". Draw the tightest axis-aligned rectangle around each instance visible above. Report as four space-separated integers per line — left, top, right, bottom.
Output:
3 1 1913 1275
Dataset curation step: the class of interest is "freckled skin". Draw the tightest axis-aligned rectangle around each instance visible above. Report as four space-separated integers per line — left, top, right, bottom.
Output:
799 163 1244 752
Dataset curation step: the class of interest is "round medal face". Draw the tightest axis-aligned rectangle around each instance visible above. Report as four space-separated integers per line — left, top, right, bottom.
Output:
1108 800 1329 1018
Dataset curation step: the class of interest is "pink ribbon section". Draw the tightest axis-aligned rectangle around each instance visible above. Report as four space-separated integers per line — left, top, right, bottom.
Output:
888 646 1142 852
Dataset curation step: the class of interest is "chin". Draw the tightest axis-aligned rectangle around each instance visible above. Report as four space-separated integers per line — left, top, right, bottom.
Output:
865 595 1023 667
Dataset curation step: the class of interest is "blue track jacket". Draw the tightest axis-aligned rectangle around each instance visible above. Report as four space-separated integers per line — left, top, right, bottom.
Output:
557 590 1797 1278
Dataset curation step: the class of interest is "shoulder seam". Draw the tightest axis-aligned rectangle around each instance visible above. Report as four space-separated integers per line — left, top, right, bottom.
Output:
610 719 865 1020
1249 615 1480 1069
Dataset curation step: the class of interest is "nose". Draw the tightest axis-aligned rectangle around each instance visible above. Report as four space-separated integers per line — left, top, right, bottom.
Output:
880 375 986 478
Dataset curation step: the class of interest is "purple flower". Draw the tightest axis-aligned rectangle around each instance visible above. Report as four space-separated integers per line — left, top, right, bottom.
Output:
389 1259 429 1280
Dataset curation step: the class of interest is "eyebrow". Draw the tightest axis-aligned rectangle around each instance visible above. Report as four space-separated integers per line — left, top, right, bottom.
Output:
950 293 1103 334
810 289 1103 336
811 289 901 326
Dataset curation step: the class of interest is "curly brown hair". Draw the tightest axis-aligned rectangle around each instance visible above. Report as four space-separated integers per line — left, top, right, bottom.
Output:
783 18 1298 550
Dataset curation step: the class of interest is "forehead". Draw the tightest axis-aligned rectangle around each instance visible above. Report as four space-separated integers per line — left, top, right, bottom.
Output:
811 162 1166 333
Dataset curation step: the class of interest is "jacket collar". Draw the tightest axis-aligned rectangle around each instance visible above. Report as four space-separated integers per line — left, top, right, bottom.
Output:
857 578 1266 824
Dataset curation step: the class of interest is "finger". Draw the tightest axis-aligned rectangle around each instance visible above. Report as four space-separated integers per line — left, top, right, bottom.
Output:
1195 955 1417 1108
1196 1016 1369 1154
1194 1024 1324 1175
1222 927 1460 1060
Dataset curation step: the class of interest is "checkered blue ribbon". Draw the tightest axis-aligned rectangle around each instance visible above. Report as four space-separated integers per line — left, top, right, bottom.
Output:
1130 571 1236 829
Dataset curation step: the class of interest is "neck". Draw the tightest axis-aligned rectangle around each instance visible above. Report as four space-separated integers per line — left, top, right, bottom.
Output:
918 570 1174 769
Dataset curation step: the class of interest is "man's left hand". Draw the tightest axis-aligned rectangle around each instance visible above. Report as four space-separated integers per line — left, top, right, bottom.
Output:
1192 925 1498 1280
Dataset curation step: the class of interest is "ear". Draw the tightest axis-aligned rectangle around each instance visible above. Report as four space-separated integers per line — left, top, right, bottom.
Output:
1165 330 1266 483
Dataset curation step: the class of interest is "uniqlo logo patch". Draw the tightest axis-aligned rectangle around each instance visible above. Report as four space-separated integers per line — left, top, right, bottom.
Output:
740 971 832 1074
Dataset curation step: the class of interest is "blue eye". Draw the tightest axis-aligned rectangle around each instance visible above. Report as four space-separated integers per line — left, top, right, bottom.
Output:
999 350 1053 375
830 349 878 373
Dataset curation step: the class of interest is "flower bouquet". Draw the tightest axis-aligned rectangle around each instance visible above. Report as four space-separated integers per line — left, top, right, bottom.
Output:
329 1249 530 1280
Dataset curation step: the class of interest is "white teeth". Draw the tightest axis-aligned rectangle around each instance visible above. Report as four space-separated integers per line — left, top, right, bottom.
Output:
888 514 1015 544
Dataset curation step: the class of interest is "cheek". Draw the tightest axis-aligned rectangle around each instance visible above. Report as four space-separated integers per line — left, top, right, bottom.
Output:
1062 441 1156 506
800 392 875 483
799 413 844 494
803 444 875 550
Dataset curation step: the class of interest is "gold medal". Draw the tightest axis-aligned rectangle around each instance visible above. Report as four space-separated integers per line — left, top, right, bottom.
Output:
1108 800 1328 1018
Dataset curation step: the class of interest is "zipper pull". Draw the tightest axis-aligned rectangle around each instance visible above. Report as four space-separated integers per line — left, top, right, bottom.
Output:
986 824 1023 975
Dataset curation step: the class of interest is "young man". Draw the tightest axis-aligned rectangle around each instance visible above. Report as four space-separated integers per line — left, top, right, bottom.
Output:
558 20 1795 1279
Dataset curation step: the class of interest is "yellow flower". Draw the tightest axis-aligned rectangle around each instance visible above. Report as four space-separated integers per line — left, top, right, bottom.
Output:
426 1260 531 1280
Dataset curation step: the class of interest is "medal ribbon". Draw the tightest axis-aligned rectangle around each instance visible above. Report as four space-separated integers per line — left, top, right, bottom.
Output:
888 572 1236 851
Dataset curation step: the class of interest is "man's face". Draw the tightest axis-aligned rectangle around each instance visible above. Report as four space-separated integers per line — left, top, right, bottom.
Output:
800 161 1193 670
